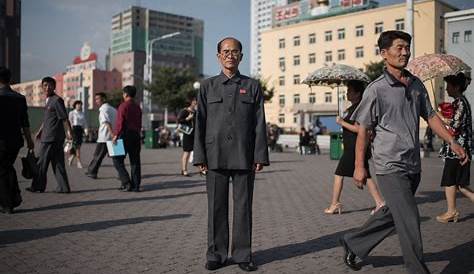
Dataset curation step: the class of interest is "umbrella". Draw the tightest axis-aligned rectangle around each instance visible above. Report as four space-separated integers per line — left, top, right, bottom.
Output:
407 53 471 106
302 63 371 116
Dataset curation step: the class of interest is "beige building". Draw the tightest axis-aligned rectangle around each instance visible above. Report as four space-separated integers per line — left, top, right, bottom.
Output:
12 79 44 107
261 0 455 131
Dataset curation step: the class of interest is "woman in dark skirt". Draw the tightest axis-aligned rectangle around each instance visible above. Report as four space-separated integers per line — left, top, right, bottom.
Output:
177 97 197 176
68 100 86 168
324 80 385 215
437 73 474 223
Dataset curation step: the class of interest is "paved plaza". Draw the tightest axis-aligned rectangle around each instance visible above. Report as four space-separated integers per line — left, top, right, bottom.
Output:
1 144 473 274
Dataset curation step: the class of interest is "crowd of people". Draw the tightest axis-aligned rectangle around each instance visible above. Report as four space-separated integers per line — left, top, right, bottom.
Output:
0 31 473 273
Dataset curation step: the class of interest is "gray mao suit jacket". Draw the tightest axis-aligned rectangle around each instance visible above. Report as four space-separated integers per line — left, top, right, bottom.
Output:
193 71 269 170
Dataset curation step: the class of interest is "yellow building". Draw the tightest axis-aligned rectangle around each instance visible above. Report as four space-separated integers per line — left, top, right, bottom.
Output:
261 0 455 131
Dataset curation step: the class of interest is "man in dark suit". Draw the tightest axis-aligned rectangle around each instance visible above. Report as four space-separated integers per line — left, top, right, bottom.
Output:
0 66 34 213
193 37 269 272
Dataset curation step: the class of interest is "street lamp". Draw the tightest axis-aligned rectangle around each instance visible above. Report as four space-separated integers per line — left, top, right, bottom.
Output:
143 31 181 129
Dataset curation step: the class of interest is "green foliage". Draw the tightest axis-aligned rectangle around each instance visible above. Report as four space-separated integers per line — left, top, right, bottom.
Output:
364 61 385 81
106 89 124 108
253 75 275 102
148 67 198 113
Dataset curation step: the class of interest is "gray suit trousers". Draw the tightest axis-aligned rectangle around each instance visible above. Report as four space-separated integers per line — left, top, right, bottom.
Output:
343 172 430 274
31 142 70 192
206 169 255 264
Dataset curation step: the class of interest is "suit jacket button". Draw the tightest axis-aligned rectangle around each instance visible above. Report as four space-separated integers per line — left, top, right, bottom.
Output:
226 135 232 141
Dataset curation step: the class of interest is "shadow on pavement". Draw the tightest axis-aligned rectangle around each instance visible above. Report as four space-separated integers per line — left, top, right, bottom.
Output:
142 180 205 191
415 191 464 205
0 214 191 246
142 172 193 178
15 191 206 213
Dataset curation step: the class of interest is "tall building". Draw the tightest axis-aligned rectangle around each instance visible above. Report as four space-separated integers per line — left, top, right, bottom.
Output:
260 0 455 131
445 9 474 120
0 0 21 83
110 6 204 100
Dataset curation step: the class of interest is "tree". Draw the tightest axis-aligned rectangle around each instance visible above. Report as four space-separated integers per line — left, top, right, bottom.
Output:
106 88 123 108
364 60 385 81
254 76 275 102
148 67 198 114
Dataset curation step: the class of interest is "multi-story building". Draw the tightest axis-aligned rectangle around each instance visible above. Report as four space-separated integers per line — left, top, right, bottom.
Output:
110 6 204 101
261 0 455 131
0 0 21 83
444 9 474 120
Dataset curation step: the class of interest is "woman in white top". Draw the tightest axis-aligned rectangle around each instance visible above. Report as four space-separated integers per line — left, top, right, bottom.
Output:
68 100 86 168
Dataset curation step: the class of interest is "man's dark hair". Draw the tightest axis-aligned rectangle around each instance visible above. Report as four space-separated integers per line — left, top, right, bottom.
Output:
0 66 12 84
72 100 82 108
95 92 107 100
347 80 366 94
123 85 137 98
186 95 196 106
41 76 56 88
377 30 412 50
217 37 242 53
444 72 471 93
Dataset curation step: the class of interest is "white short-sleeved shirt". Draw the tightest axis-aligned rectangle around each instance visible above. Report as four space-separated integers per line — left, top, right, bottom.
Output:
69 109 86 127
97 103 117 143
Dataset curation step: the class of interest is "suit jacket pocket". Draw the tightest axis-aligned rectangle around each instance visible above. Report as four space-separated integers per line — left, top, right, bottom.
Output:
208 96 223 104
239 96 255 104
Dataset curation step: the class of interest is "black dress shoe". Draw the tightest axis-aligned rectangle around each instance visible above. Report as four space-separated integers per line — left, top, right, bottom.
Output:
205 260 225 271
25 187 44 193
118 185 131 191
238 261 258 272
340 238 361 271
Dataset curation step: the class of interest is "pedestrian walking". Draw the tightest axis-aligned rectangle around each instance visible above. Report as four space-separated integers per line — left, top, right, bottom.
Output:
340 31 467 274
177 96 197 176
437 72 474 223
68 100 86 168
324 80 385 215
112 86 142 192
299 127 310 155
193 37 269 272
0 66 35 213
27 77 73 193
85 92 116 179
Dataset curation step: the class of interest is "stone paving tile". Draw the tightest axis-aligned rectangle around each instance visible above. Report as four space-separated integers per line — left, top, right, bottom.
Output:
0 144 473 274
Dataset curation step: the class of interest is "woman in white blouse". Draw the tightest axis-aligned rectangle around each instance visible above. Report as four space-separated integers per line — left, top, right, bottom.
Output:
68 100 86 168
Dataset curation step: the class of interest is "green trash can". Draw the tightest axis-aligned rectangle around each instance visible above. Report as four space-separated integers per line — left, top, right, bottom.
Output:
330 132 344 160
144 130 158 149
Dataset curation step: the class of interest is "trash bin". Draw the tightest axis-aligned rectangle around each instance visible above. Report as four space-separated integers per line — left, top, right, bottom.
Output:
144 130 158 149
330 132 344 160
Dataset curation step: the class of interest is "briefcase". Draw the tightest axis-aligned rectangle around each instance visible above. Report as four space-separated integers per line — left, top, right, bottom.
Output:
21 149 38 179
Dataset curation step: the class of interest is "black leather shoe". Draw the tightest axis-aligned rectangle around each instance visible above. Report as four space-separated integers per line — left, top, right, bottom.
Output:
238 261 258 272
118 185 131 192
205 260 225 271
340 238 361 271
25 187 44 193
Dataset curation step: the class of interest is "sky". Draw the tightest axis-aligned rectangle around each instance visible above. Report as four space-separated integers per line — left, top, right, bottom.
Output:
21 0 474 82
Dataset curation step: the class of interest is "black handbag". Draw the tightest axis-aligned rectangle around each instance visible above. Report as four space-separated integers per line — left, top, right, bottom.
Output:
21 149 38 179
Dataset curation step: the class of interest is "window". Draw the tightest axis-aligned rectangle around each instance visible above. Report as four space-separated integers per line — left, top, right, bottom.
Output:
279 76 285 86
338 28 345 40
308 53 316 64
294 94 300 104
375 45 380 55
293 74 300 84
293 55 301 66
279 95 285 106
325 51 332 62
325 31 332 41
309 93 316 104
309 33 316 44
279 38 285 49
452 32 459 44
464 30 472 42
293 35 300 46
337 49 345 61
374 22 383 34
279 57 285 69
325 92 332 103
293 114 299 123
278 113 285 123
355 46 364 58
395 19 404 31
355 25 364 37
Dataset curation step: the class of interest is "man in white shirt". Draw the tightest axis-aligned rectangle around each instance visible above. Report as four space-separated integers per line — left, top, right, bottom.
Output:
85 92 117 179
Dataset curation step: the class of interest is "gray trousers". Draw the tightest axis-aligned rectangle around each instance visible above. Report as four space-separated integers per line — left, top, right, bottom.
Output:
343 172 430 274
87 142 108 176
31 142 70 192
206 169 255 264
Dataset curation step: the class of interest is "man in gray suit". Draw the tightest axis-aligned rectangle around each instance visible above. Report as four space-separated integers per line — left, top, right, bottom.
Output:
341 31 467 274
194 37 269 272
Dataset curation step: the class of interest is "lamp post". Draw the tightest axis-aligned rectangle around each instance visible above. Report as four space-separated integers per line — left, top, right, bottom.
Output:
143 31 181 129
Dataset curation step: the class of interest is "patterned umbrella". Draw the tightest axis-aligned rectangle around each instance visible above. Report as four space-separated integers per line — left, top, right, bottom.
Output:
407 53 471 82
302 63 371 87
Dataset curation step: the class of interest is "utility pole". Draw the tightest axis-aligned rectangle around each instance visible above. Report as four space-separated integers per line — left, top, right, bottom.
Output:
407 0 415 57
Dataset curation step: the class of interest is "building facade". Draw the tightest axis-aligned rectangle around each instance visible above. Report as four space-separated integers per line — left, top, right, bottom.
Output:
261 0 455 131
445 9 474 120
0 0 21 83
